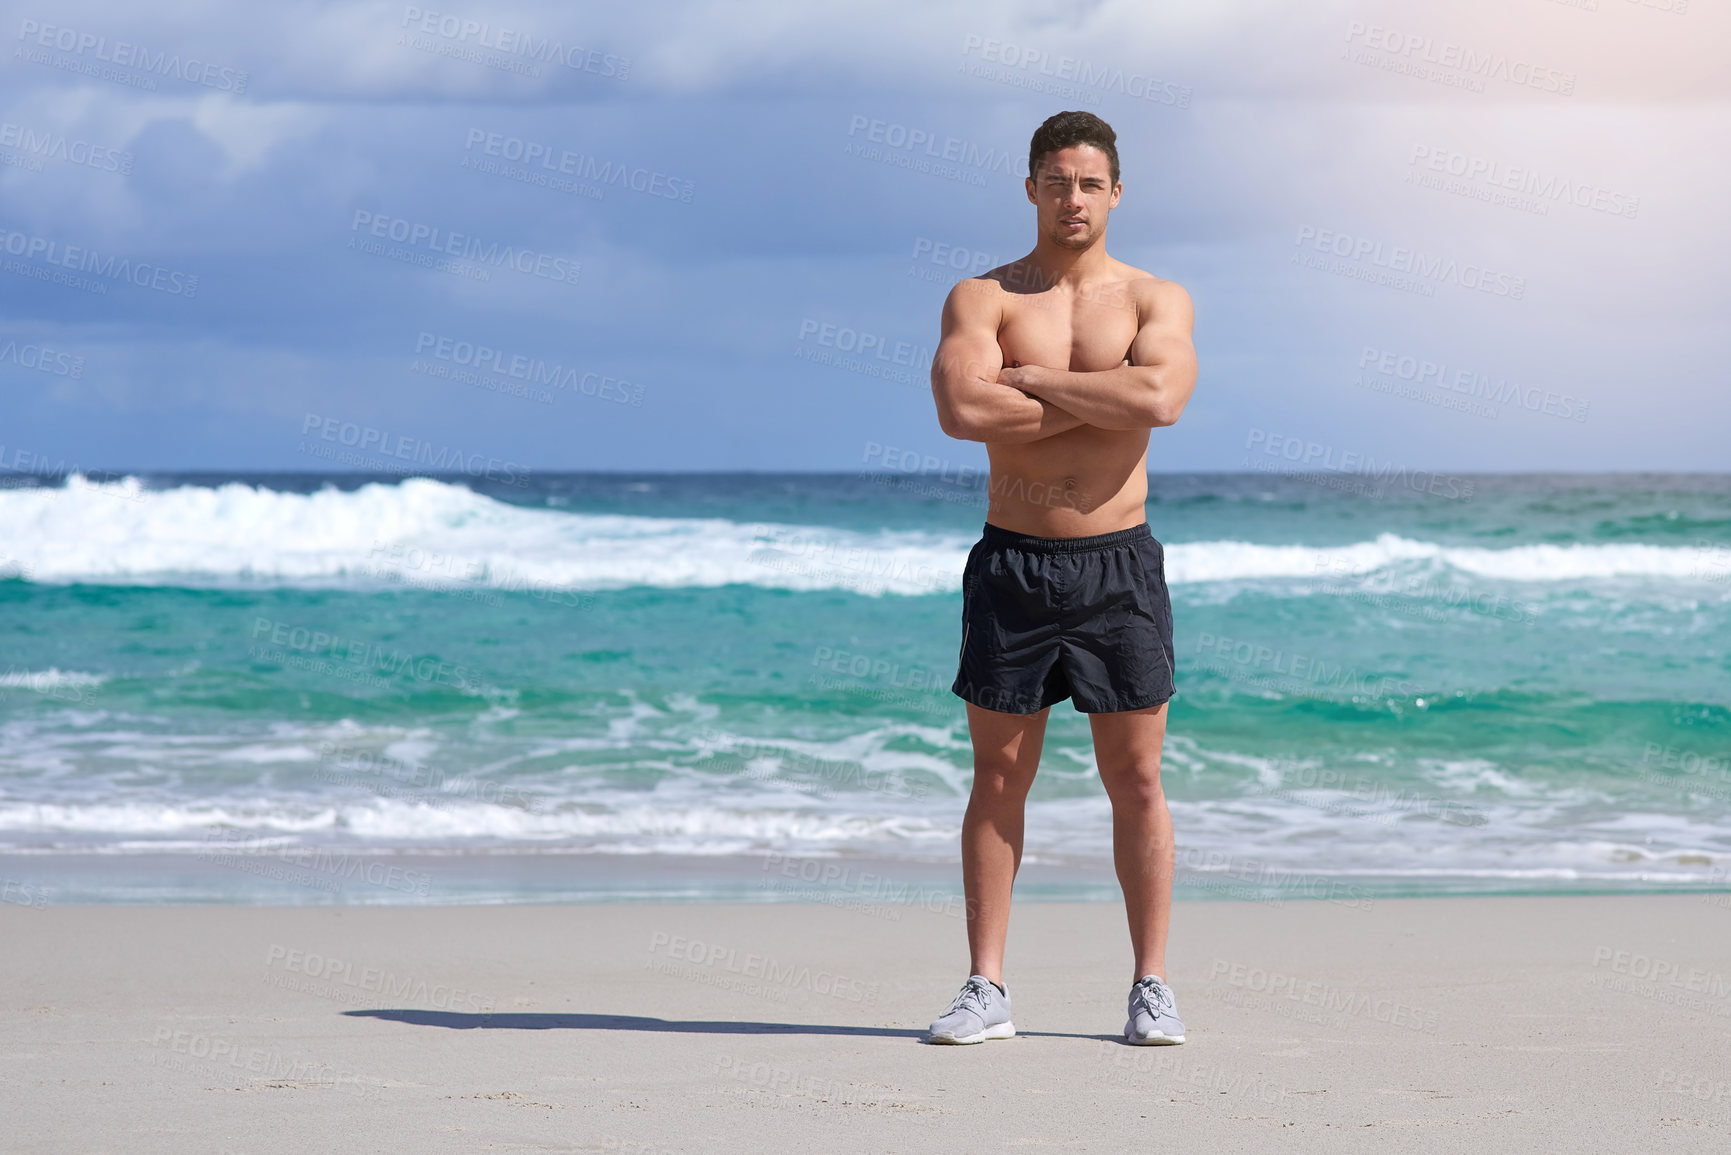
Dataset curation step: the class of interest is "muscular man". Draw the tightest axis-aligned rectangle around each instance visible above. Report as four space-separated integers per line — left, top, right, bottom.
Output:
923 111 1198 1046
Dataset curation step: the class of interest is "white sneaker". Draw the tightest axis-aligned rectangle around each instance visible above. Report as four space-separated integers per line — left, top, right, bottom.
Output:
926 974 1015 1044
1125 975 1185 1044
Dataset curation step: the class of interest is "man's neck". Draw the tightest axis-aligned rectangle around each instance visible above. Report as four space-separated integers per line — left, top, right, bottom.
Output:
1021 237 1112 291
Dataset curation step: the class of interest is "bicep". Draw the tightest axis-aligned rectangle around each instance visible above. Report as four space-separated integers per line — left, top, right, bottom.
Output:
932 284 1004 403
1127 283 1196 377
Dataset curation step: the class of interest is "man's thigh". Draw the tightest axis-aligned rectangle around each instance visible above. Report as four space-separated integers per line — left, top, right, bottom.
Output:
965 702 1051 787
1087 702 1169 785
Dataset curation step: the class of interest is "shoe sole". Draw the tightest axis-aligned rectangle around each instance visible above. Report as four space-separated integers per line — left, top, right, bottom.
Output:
1125 1020 1184 1045
925 1021 1016 1045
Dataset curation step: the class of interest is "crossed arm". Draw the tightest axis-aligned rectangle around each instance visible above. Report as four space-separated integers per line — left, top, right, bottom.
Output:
931 278 1198 443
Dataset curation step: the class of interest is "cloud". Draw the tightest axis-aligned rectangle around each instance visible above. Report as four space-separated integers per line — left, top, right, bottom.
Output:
0 0 1726 470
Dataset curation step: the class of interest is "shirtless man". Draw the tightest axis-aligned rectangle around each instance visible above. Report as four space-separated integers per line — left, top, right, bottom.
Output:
924 111 1198 1046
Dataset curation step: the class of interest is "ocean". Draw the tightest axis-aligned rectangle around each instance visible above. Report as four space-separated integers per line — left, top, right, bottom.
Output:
1 470 1727 905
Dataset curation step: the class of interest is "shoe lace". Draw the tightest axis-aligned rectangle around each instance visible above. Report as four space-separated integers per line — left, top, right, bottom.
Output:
948 976 994 1017
1134 977 1172 1017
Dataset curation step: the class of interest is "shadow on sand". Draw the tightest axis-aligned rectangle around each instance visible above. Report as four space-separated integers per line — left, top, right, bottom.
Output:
343 1009 1111 1042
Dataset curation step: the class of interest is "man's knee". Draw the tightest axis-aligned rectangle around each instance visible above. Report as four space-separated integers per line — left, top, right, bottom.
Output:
970 764 1035 803
1103 762 1165 810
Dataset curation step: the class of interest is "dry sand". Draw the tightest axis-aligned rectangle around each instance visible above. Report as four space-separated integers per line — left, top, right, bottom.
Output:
5 893 1730 1152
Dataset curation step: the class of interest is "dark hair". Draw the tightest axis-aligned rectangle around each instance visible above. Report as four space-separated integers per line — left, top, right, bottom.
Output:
1028 111 1119 186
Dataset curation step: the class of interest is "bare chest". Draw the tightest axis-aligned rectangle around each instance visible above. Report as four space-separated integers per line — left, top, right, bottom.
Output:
996 289 1139 374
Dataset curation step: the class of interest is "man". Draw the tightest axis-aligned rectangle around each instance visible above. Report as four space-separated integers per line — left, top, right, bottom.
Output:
924 110 1197 1046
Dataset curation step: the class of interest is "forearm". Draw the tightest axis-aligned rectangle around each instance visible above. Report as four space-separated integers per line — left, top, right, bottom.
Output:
1018 364 1187 430
938 380 1088 444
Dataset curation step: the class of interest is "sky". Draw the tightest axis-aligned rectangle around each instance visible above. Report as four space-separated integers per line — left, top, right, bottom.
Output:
1 0 1726 475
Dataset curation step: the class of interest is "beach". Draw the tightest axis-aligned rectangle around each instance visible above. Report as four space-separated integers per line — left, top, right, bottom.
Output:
6 893 1729 1152
5 0 1726 1147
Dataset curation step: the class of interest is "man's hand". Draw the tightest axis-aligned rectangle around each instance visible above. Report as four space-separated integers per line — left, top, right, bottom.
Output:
996 362 1039 394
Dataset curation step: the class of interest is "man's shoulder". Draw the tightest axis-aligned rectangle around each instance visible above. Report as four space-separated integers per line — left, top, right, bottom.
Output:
1113 261 1189 302
941 273 1009 320
1112 267 1191 324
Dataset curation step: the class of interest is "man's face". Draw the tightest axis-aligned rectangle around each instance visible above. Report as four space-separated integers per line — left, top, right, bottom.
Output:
1026 144 1121 250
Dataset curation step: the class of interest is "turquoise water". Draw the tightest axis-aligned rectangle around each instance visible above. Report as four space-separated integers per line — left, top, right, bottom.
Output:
0 471 1727 902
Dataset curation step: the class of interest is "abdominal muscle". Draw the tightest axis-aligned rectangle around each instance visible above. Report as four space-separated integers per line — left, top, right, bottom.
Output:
983 424 1150 538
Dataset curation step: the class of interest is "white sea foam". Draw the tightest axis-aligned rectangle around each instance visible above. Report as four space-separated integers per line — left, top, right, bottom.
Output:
0 476 1718 593
0 710 1725 881
1 792 1724 885
0 798 953 854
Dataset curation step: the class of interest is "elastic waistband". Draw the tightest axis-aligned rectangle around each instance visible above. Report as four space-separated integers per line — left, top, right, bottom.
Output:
978 521 1154 554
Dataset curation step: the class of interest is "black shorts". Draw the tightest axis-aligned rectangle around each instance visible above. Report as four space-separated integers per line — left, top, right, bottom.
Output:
951 522 1176 715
